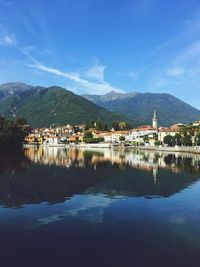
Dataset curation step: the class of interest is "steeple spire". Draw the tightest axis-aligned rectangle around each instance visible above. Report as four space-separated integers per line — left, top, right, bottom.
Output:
152 110 158 128
154 110 157 119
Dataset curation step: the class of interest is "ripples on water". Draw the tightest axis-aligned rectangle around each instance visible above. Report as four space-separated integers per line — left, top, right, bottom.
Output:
0 147 200 267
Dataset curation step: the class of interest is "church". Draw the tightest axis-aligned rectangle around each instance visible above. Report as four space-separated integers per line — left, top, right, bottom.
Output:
152 110 158 128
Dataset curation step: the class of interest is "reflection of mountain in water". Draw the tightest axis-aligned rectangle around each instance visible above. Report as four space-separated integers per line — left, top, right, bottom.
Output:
87 168 197 198
0 147 199 207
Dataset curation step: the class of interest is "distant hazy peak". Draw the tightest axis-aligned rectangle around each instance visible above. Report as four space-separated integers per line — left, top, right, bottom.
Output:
83 90 200 126
0 82 33 89
83 90 139 102
105 90 138 98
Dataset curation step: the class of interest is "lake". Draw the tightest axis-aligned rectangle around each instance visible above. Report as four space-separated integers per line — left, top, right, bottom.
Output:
0 147 200 267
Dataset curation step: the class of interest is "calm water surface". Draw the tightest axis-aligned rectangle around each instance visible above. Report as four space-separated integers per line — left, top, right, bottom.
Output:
0 147 200 267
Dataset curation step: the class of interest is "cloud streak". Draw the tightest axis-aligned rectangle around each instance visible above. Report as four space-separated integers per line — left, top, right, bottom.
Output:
145 38 200 109
0 22 124 95
28 61 125 94
166 67 185 77
83 64 106 82
0 34 16 46
0 25 16 47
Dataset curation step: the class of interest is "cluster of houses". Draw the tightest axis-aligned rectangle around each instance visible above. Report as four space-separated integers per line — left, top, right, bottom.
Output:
24 110 194 147
25 124 84 146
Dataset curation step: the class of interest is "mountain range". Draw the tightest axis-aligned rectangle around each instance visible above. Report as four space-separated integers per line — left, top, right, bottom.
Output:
83 91 200 126
0 83 126 127
0 82 200 127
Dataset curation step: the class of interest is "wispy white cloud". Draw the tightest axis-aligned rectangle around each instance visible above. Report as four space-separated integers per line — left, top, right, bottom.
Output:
0 34 16 46
0 22 122 95
28 60 125 94
0 25 16 47
166 67 185 77
166 40 200 78
146 38 200 107
22 45 37 53
83 64 106 82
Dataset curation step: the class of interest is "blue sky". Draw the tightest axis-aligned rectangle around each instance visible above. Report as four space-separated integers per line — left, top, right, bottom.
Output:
1 0 200 108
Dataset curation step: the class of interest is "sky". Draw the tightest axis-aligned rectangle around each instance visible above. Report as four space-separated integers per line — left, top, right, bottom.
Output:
1 0 200 108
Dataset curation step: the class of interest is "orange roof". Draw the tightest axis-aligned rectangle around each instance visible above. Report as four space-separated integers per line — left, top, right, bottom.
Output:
137 125 152 128
112 131 128 134
134 125 155 131
102 132 112 136
159 128 179 132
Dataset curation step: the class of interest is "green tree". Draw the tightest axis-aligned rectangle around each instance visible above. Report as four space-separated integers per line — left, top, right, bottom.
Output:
112 121 120 131
119 121 127 130
96 121 108 131
96 121 102 131
84 131 93 138
83 137 104 143
16 117 28 126
195 132 200 146
0 116 29 150
154 140 161 146
85 121 95 130
173 134 182 146
163 135 173 147
182 134 192 146
119 136 125 142
85 125 89 131
125 122 132 130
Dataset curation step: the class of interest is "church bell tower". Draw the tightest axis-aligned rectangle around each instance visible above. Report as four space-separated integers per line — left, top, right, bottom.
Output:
152 110 158 128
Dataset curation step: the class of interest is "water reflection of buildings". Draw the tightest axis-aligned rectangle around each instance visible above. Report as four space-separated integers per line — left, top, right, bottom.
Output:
1 147 199 207
24 147 86 169
24 147 200 178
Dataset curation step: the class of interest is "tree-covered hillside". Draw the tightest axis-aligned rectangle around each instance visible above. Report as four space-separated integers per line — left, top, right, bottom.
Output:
84 92 200 126
0 85 128 127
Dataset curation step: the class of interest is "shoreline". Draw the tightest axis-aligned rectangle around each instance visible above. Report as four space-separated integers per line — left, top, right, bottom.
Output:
137 145 200 154
23 143 116 149
23 143 200 154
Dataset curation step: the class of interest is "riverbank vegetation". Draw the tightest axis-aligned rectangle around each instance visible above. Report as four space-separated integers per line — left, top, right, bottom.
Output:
164 129 200 147
0 116 30 150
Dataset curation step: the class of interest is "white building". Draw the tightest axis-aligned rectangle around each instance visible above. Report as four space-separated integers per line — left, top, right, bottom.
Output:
43 136 65 146
157 128 179 143
111 131 127 143
192 120 200 127
103 133 112 142
126 126 158 142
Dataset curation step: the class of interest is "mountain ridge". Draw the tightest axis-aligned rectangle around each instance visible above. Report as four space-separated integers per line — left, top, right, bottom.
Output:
0 83 129 127
83 91 200 126
1 83 200 127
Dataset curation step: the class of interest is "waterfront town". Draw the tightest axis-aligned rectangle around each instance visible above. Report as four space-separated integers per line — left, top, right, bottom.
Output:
24 111 200 148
